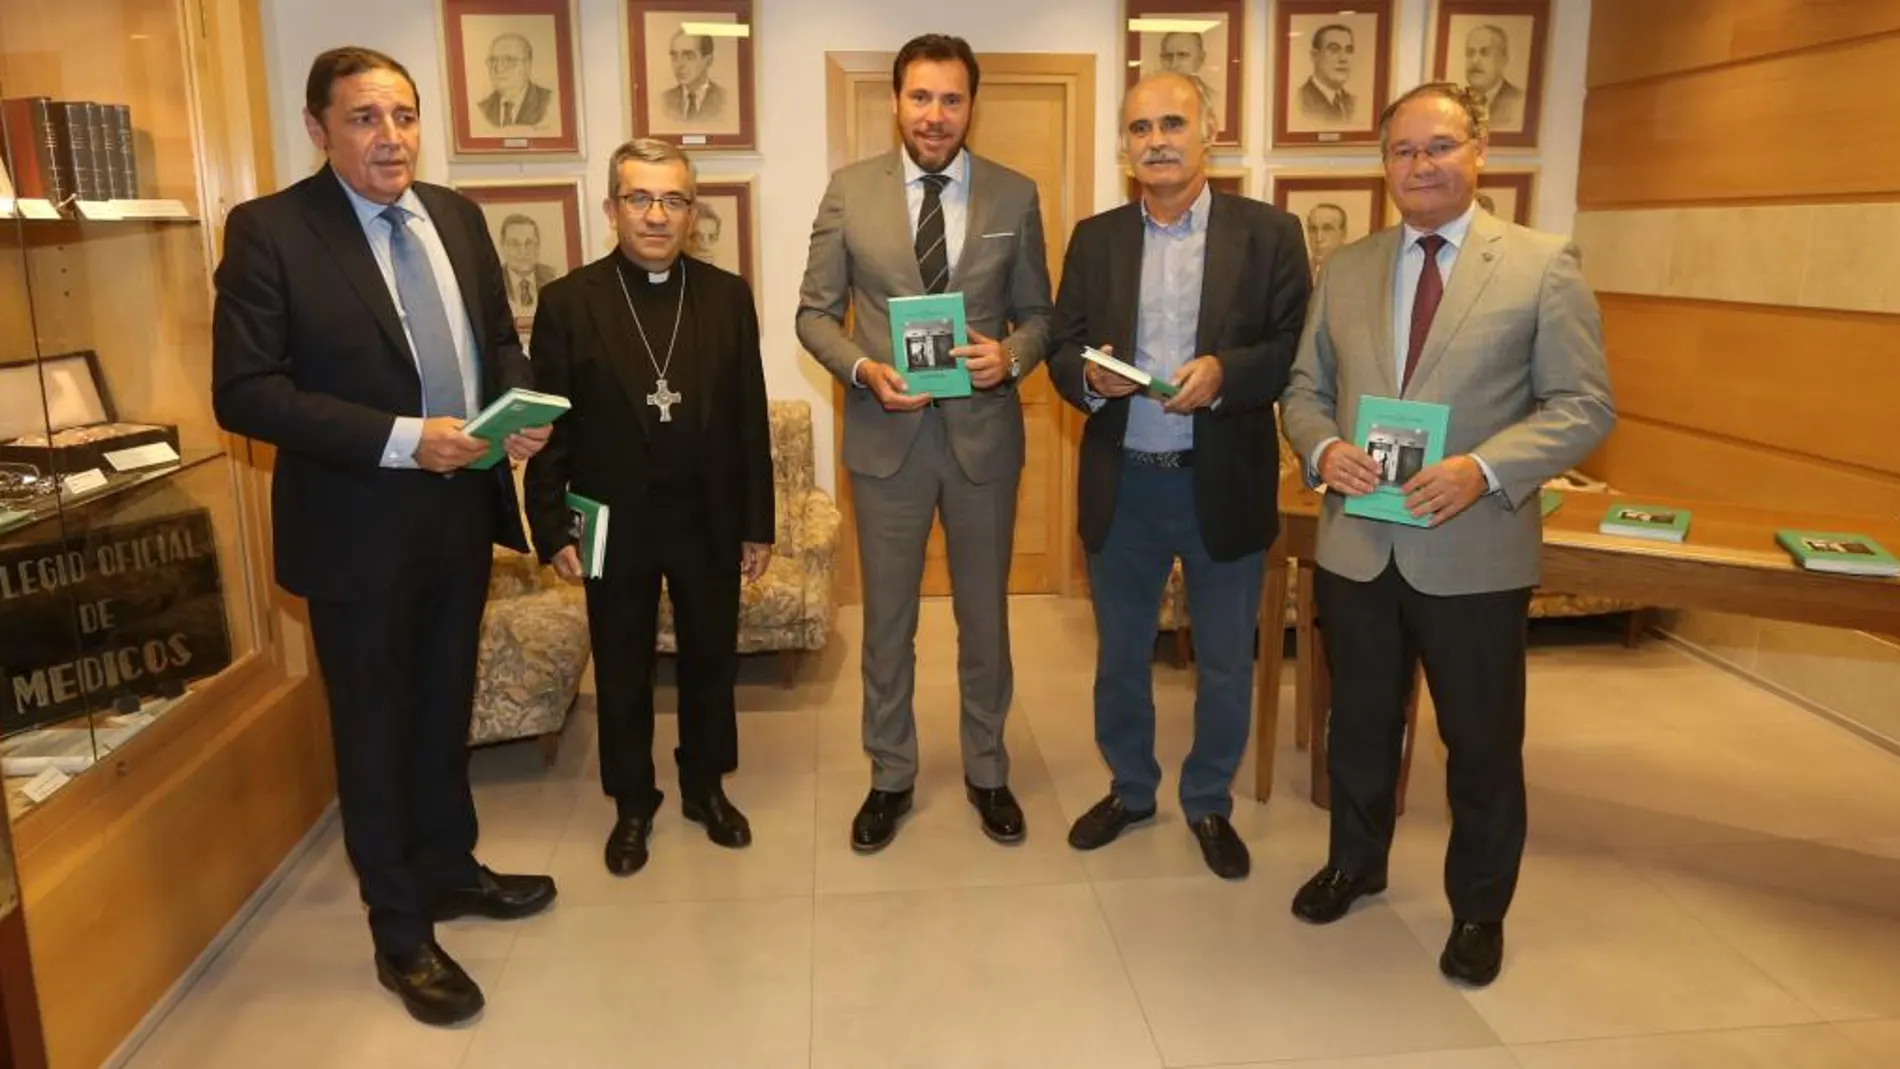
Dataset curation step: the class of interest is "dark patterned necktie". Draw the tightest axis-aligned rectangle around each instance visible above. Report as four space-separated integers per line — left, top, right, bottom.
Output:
914 173 950 294
1402 234 1447 390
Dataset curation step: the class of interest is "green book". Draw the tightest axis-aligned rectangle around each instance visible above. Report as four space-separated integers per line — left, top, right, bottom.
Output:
461 387 571 470
1540 488 1563 516
565 492 608 579
1598 503 1690 543
887 292 973 399
1776 529 1899 577
1080 345 1179 398
1341 395 1451 527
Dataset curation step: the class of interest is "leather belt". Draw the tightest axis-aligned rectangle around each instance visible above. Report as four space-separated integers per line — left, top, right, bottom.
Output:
1124 449 1192 468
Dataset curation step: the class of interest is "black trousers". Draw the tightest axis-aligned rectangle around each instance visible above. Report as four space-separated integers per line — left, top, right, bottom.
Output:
1316 558 1532 923
306 473 493 955
585 488 741 819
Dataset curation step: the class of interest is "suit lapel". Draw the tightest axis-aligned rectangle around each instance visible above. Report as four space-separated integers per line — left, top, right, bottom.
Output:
1194 195 1242 356
1108 205 1143 356
583 256 653 439
1367 227 1402 397
879 153 926 292
297 168 413 368
1406 210 1505 394
948 153 982 289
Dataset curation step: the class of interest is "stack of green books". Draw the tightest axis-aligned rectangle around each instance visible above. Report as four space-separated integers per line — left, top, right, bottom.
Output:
1598 503 1690 543
1776 530 1899 577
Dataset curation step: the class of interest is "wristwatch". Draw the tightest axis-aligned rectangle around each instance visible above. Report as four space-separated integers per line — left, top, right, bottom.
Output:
1005 346 1021 381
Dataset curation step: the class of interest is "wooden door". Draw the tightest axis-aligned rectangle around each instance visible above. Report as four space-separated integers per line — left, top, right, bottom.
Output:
823 52 1094 600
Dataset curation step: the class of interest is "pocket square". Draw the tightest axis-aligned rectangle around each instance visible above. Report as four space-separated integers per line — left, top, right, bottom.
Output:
981 230 1015 238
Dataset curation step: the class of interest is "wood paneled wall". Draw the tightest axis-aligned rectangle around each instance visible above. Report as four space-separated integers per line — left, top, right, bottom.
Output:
1575 0 1900 521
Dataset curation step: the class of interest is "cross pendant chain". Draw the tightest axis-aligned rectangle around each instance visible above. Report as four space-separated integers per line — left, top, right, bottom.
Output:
647 377 681 422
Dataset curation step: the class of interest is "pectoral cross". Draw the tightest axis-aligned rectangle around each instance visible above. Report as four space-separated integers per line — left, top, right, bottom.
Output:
647 377 681 422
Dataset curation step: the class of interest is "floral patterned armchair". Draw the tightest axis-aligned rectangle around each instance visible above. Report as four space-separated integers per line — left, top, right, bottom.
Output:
469 549 590 763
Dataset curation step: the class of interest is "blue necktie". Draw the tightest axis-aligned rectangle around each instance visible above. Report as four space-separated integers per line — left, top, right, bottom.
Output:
381 205 466 419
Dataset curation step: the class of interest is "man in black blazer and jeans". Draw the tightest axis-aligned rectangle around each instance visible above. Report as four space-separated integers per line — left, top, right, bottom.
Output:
1048 73 1309 878
212 46 557 1027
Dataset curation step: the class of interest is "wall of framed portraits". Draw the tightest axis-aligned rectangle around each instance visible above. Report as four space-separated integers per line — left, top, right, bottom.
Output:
258 0 1593 497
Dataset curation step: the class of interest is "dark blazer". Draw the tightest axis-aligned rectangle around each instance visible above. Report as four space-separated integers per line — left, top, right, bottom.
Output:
478 81 555 127
211 166 532 602
522 253 773 563
1048 192 1311 561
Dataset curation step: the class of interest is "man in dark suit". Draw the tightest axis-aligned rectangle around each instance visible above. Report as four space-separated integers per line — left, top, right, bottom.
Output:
211 46 557 1027
1298 24 1357 124
523 138 772 878
498 214 560 318
1048 72 1309 879
1464 24 1526 130
476 33 555 128
661 32 728 122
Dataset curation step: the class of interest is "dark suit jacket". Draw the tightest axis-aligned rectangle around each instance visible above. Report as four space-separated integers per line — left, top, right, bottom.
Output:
211 167 532 602
1299 79 1355 124
478 81 555 127
522 253 773 565
1048 193 1311 561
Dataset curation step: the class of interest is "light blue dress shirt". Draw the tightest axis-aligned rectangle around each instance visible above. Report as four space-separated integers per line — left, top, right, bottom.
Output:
335 174 482 468
1122 182 1210 453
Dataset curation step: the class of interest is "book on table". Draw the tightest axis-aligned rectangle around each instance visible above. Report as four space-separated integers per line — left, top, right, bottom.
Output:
565 492 608 579
887 293 972 399
1080 345 1180 398
1340 395 1451 528
461 387 571 470
1775 530 1899 577
1598 503 1691 543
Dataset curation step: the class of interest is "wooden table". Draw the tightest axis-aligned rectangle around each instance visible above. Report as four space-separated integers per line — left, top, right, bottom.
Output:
1250 482 1900 805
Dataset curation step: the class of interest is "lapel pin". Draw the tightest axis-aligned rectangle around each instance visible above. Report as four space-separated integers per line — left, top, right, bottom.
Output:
1483 251 1496 262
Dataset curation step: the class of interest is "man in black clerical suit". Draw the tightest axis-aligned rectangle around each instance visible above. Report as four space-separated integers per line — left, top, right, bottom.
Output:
211 47 557 1027
523 138 773 878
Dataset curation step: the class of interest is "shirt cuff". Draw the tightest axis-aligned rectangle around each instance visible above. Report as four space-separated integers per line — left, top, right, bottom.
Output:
1307 435 1341 485
850 357 867 388
383 417 423 469
1470 453 1502 494
1082 381 1107 413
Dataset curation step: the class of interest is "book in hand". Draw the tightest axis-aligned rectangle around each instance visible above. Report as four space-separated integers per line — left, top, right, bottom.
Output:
461 387 571 470
887 293 972 399
1776 530 1899 577
1080 346 1180 398
565 492 608 579
1598 503 1691 543
1341 395 1451 527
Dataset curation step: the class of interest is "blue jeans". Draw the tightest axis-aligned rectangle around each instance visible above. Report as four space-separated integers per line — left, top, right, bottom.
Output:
1085 459 1265 821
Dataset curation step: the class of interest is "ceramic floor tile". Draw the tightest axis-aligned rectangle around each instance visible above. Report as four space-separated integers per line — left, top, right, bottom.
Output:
1510 1024 1880 1068
809 882 1161 1069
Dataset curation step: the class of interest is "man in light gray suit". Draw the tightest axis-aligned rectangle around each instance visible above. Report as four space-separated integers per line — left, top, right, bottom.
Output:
796 33 1053 854
1280 82 1613 987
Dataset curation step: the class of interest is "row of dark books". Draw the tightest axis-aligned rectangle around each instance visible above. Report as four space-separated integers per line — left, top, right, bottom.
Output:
1 96 140 205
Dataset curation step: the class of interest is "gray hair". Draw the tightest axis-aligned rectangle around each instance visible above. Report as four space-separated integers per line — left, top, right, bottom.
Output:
490 33 533 62
1467 23 1510 57
1377 81 1488 153
1120 72 1217 147
605 138 698 198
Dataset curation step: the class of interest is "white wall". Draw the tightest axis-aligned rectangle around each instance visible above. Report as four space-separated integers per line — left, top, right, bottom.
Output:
260 0 1591 495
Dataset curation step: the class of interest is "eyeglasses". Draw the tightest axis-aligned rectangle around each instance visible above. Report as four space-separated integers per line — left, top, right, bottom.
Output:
1384 137 1473 166
485 55 526 70
616 191 695 214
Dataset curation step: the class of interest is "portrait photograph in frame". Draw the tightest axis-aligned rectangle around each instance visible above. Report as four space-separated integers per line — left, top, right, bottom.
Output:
1124 167 1247 202
626 0 757 150
1124 0 1246 148
1430 0 1550 149
1475 168 1536 227
686 175 757 294
453 179 587 345
1273 0 1393 148
1268 172 1389 286
440 0 583 159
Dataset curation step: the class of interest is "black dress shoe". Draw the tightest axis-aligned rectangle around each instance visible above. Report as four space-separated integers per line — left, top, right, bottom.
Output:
966 780 1026 844
1067 793 1156 851
1189 814 1250 879
1440 920 1504 986
682 788 752 849
1290 865 1388 924
605 814 654 877
375 941 483 1026
851 787 913 854
431 866 557 922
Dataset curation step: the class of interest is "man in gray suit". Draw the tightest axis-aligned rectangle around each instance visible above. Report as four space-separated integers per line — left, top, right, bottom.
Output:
796 33 1053 854
1280 82 1613 987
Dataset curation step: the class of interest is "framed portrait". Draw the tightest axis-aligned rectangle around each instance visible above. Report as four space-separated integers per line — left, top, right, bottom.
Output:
1267 172 1389 286
1475 168 1536 227
1272 0 1393 148
626 0 757 150
439 0 583 159
1123 167 1247 202
1430 0 1550 148
1124 0 1246 147
453 179 587 343
687 175 757 293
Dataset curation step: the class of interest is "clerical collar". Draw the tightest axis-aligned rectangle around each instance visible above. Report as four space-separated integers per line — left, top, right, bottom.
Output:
615 249 683 285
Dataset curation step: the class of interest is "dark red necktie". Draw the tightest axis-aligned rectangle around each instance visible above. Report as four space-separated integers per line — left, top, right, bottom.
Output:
1402 233 1447 390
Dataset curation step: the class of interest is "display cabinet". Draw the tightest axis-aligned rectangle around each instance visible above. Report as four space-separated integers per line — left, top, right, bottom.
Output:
0 3 336 1066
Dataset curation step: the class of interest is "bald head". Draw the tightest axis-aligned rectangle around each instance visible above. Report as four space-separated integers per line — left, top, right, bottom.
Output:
1464 24 1509 92
1122 73 1212 202
1122 72 1214 144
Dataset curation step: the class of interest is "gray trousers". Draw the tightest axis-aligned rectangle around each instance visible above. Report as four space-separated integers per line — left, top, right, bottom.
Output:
850 408 1017 791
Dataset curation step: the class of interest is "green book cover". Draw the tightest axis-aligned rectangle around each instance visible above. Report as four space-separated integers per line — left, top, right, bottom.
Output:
462 387 572 470
1776 529 1899 577
887 292 973 399
1341 395 1451 527
1540 488 1563 517
1081 345 1180 398
564 492 608 579
1598 503 1691 543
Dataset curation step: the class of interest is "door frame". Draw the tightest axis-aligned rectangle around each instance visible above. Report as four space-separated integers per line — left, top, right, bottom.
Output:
821 50 1095 605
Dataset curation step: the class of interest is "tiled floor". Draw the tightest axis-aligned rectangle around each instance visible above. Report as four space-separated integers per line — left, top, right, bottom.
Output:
120 599 1900 1068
